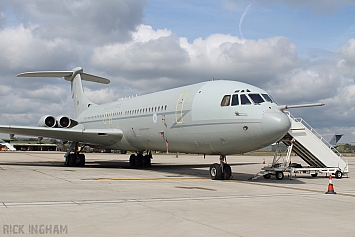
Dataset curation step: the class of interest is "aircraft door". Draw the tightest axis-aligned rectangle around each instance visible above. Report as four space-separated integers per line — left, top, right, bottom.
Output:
175 91 188 124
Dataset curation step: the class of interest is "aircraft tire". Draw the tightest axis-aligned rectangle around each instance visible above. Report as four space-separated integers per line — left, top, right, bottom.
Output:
77 154 85 167
143 155 151 167
68 154 77 167
210 163 222 180
222 164 232 180
311 173 318 177
135 155 143 167
129 154 136 167
275 171 284 180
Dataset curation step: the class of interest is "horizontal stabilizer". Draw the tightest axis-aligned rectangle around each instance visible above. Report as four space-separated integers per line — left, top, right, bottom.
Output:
17 71 73 78
17 69 110 84
81 73 110 84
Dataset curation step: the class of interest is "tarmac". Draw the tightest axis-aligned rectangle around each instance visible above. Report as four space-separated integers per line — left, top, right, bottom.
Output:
0 151 354 236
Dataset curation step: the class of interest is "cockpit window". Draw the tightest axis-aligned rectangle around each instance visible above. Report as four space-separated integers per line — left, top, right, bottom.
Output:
240 94 251 105
231 94 239 106
248 94 265 104
262 94 272 102
220 95 231 106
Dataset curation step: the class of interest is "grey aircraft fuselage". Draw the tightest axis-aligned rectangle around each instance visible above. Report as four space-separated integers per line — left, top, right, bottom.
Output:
77 80 291 155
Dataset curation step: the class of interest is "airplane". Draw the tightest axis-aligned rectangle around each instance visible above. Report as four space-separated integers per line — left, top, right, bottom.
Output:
329 134 343 148
0 67 324 180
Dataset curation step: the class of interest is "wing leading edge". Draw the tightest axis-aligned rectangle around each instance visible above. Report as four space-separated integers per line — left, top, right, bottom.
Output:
0 125 123 147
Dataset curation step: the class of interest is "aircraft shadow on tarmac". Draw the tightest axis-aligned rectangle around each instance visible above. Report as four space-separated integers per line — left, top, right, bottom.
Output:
0 159 313 183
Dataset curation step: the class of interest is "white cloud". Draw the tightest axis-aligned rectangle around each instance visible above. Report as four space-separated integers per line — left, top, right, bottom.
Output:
84 88 120 105
0 24 80 74
1 0 145 44
91 25 300 92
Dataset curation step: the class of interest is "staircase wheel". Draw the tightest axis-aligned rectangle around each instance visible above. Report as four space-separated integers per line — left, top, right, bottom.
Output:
275 171 284 180
335 171 343 179
263 174 271 179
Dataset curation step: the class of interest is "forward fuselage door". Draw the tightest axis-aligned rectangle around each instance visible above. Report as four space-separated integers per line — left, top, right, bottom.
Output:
175 91 188 124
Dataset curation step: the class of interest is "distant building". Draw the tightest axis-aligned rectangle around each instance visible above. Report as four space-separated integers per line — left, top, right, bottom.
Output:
0 138 57 151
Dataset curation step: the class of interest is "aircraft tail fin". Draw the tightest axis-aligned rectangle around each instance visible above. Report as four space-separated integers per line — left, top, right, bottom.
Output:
329 134 343 147
17 67 110 118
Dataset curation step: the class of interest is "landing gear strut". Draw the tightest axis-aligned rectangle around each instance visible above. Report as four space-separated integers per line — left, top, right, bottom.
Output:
209 155 232 180
64 142 86 167
129 151 152 168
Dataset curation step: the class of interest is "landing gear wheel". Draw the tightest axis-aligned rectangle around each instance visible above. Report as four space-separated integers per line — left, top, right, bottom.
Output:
210 163 222 180
129 154 136 167
335 170 343 179
263 174 271 179
68 154 77 167
275 171 284 180
311 173 318 177
222 164 232 180
135 155 143 167
143 155 151 167
77 154 85 167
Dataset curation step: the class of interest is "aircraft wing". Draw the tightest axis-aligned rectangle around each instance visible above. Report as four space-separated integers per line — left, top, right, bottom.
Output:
0 125 123 147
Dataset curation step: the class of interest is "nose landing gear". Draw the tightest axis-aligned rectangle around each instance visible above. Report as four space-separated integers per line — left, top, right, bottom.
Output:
209 155 232 180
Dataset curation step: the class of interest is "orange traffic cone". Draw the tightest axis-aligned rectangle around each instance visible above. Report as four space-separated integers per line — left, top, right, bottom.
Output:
325 175 337 194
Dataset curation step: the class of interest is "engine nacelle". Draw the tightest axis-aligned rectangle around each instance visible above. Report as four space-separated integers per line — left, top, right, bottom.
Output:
38 115 57 128
56 115 78 128
56 115 71 128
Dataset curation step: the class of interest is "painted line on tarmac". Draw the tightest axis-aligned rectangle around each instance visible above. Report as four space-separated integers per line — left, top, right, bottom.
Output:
97 177 209 181
228 179 355 197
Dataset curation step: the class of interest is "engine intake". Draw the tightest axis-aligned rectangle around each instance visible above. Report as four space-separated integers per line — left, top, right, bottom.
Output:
56 115 71 128
38 115 57 128
57 115 78 128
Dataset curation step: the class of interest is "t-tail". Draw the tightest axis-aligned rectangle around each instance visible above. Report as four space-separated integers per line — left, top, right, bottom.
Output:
329 134 343 148
17 67 110 118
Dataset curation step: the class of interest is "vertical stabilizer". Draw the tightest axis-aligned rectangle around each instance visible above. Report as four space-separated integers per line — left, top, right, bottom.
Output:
67 68 95 118
329 134 343 147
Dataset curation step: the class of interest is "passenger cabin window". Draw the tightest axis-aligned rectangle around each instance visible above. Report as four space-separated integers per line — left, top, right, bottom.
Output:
221 95 231 106
240 94 251 105
248 94 265 104
231 94 239 106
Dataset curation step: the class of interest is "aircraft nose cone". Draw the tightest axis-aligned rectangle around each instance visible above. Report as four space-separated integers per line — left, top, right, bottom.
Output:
262 108 291 142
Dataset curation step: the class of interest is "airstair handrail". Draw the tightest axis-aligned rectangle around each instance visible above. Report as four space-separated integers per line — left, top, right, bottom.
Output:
285 112 343 158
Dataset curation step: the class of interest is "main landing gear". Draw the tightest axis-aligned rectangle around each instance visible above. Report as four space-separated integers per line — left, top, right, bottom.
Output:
129 151 152 168
64 142 86 167
209 155 232 180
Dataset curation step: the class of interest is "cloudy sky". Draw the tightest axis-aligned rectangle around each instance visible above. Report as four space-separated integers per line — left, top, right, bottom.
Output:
1 0 355 143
